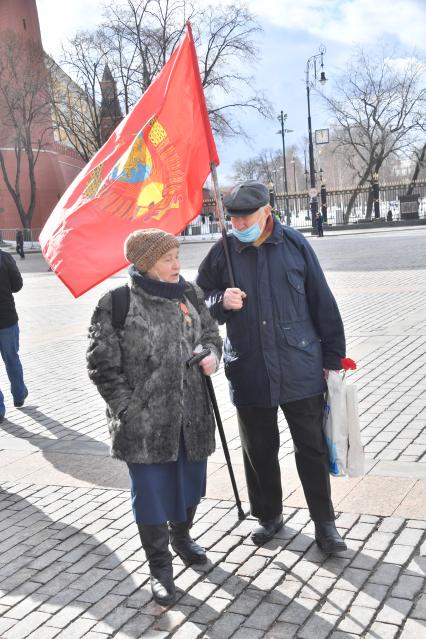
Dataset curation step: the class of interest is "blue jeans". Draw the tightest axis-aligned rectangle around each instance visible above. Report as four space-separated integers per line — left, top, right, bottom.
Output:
0 323 27 416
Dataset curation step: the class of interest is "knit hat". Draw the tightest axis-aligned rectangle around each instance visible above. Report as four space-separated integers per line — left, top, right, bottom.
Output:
124 229 179 272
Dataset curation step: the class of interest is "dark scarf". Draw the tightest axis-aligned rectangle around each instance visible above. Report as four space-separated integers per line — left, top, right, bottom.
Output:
129 265 187 300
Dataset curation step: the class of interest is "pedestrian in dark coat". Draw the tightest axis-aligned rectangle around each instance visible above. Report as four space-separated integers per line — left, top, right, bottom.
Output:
15 230 25 259
0 250 28 422
197 181 347 555
316 212 324 237
87 229 222 606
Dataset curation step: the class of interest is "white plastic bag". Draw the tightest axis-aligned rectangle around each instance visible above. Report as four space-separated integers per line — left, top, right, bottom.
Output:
324 371 348 476
323 371 365 477
346 383 365 476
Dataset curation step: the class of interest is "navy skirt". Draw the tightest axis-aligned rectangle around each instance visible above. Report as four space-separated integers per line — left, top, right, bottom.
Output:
127 435 207 525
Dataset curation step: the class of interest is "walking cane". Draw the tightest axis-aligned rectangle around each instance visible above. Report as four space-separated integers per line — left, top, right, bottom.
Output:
186 349 246 520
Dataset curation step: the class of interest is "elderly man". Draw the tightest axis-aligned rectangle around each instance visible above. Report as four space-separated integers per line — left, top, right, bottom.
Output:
196 181 347 553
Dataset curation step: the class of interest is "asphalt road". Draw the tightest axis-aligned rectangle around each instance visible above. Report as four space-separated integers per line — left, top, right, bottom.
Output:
7 227 426 276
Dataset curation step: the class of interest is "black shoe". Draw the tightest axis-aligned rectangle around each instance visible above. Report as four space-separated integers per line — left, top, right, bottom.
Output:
14 390 28 408
150 565 176 606
170 532 207 565
0 415 4 423
251 514 284 545
315 521 347 554
170 506 207 565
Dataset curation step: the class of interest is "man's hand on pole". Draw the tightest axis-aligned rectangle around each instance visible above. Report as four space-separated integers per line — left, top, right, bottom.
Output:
223 288 247 311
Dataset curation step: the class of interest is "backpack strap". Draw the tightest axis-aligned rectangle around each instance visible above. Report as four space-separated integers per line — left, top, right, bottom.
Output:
111 284 130 329
184 282 200 313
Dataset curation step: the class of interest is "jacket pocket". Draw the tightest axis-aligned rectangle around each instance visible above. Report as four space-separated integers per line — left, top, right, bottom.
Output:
287 270 306 295
283 328 319 350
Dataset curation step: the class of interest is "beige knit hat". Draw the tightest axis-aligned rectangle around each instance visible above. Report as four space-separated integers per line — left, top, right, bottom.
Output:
124 228 179 272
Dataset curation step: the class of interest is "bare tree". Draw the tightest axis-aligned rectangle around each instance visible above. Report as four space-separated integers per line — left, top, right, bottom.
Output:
52 0 271 160
0 32 52 229
48 31 114 162
323 47 426 220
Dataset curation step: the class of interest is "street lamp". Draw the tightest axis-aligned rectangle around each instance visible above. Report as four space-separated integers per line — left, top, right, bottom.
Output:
277 111 293 217
306 45 327 231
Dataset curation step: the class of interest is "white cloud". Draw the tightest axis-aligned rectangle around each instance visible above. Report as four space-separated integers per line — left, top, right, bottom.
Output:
248 0 426 50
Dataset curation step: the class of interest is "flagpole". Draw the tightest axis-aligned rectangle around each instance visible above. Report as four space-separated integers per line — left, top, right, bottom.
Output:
210 161 236 287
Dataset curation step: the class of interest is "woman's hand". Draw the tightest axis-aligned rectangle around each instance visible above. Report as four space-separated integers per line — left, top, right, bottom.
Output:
198 353 218 376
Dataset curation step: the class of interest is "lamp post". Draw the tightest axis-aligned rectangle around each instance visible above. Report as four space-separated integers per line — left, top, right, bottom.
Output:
277 111 293 220
306 46 327 232
290 157 298 192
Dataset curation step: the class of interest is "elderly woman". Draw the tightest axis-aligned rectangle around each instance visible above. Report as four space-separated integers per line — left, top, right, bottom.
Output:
87 228 222 606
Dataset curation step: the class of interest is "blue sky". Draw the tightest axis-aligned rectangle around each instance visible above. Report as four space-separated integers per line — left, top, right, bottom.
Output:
37 0 426 183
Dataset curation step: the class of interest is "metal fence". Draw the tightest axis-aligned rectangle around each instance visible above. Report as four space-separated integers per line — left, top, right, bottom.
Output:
274 179 426 229
1 178 425 243
183 178 426 235
0 228 41 246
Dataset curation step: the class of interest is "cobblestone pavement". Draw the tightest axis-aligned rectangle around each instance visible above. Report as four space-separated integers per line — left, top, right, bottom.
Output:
0 228 425 638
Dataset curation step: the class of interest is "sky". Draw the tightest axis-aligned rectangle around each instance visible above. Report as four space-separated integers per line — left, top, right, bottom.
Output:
36 0 426 184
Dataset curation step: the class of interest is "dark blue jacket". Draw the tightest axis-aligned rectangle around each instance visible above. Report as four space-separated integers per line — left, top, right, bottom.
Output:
196 219 346 407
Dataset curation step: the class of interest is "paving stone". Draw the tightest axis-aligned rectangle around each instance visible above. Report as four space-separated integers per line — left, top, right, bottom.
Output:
278 596 317 624
365 532 395 551
335 567 369 592
399 618 426 639
392 574 424 599
232 628 264 639
365 622 399 639
297 611 339 638
264 621 299 638
346 523 376 540
113 612 156 638
337 604 376 633
3 611 51 639
149 605 195 632
395 527 424 546
299 576 335 600
189 596 229 624
236 555 268 578
376 597 413 625
171 621 206 639
203 612 245 639
369 563 401 585
383 544 415 565
412 594 426 620
244 601 282 630
319 588 355 616
250 568 283 592
25 627 61 639
53 618 97 639
351 582 389 609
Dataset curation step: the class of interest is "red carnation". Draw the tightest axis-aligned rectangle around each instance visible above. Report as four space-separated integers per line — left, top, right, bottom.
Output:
341 357 357 371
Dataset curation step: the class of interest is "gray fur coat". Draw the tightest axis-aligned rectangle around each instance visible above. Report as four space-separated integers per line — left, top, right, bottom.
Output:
87 278 222 464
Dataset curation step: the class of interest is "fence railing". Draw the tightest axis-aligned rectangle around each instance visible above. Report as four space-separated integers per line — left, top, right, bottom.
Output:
1 179 425 243
0 228 42 246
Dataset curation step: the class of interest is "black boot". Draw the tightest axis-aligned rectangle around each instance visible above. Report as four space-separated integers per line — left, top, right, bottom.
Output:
137 523 176 605
170 505 207 565
315 520 347 554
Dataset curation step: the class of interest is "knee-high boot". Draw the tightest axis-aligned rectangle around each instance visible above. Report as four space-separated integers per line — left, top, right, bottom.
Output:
169 505 207 565
137 523 176 605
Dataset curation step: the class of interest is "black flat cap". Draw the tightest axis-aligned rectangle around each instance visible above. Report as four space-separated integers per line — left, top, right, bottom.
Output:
223 181 270 216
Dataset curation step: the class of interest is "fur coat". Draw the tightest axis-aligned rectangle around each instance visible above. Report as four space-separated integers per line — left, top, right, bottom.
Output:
87 276 222 464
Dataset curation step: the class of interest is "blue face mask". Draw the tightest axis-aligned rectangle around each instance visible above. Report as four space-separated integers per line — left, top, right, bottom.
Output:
232 222 262 243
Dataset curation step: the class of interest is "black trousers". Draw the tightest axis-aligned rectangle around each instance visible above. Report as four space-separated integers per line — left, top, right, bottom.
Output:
237 394 334 522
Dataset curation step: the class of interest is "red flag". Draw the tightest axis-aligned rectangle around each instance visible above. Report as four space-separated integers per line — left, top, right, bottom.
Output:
40 24 219 297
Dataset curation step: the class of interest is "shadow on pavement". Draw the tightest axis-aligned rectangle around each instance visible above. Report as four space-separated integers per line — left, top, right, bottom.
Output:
0 405 127 489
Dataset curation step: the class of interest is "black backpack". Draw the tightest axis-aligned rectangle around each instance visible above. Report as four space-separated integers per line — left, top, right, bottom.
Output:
111 282 200 329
